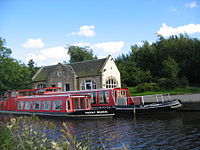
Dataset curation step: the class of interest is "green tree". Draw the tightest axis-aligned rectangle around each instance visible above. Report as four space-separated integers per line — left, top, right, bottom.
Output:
67 46 97 63
116 34 200 89
27 59 38 77
0 37 12 58
0 38 33 91
162 57 179 80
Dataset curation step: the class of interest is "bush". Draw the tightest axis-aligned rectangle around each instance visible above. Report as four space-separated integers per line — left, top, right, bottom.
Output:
0 125 14 150
134 82 159 93
178 76 189 88
0 115 90 150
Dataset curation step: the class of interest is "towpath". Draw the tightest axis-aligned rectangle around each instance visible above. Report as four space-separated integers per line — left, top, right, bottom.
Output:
172 93 200 111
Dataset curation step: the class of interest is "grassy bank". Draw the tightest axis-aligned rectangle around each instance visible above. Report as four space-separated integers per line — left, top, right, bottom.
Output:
128 86 200 96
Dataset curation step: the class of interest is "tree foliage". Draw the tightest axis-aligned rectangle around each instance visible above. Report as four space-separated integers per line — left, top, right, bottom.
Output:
67 46 97 63
0 38 38 91
115 35 200 89
0 37 12 58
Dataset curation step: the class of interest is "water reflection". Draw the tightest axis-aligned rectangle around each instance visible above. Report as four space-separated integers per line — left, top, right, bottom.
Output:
1 112 200 149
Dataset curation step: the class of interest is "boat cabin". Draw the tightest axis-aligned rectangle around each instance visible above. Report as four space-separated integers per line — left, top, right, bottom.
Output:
0 91 91 113
30 87 136 107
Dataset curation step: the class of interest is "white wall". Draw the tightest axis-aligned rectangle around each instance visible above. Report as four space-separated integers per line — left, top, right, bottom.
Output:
101 56 121 88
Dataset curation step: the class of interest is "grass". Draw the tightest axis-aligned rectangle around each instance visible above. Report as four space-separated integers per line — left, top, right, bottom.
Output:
128 86 200 96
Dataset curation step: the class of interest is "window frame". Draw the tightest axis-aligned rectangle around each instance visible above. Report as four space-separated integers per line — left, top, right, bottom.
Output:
33 101 41 110
53 100 62 111
80 80 96 90
18 101 24 110
24 101 32 110
106 79 117 88
42 101 51 110
98 91 109 104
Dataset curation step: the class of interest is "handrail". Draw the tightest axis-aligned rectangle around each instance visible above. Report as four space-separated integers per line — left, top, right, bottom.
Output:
131 93 171 105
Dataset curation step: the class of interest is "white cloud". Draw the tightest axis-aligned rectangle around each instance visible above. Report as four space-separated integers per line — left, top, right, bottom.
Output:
26 46 68 63
73 42 90 47
169 6 177 12
91 41 124 53
71 25 95 37
22 38 45 48
185 1 198 8
156 23 200 37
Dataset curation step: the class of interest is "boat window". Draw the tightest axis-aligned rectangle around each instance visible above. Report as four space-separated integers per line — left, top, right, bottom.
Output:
80 98 85 109
88 92 97 104
86 99 90 108
33 101 40 110
73 98 86 109
42 101 51 110
67 99 70 110
114 90 128 105
25 101 32 110
74 98 79 109
53 100 62 110
18 101 24 110
99 91 109 104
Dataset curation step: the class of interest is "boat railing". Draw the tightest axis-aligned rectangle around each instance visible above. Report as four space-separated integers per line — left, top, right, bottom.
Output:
131 93 171 105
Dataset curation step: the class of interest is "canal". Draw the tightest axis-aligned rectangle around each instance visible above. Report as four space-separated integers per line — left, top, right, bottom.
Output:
1 112 200 149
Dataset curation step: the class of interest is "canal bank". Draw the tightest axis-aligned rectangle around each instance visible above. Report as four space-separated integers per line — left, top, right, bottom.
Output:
172 93 200 111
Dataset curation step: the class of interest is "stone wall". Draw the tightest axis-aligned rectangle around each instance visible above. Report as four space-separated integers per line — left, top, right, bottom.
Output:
46 64 75 91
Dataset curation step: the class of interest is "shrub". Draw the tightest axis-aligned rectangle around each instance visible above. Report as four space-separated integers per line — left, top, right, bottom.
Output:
0 115 91 150
0 125 14 150
134 82 159 93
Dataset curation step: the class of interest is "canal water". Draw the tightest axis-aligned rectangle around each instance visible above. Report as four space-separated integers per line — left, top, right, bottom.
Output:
1 112 200 149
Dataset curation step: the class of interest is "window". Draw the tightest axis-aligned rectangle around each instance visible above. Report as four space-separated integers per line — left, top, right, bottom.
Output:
67 100 71 110
36 84 46 89
34 101 40 110
81 80 96 90
106 79 117 88
74 98 79 109
99 91 109 104
53 100 62 110
86 99 90 109
25 101 32 110
64 84 70 91
73 98 86 109
42 101 51 110
88 92 97 104
80 98 85 109
57 72 62 77
18 101 24 110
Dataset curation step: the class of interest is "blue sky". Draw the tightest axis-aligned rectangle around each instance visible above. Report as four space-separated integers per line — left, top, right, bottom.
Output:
0 0 200 66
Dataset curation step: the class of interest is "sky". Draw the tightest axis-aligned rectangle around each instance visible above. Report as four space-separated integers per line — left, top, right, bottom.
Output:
0 0 200 66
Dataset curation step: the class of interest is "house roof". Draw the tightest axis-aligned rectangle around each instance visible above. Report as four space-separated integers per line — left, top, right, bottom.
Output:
32 57 107 82
32 65 56 82
68 58 107 77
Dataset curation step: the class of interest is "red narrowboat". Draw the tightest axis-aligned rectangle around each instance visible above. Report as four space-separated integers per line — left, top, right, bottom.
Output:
32 87 182 115
0 91 115 119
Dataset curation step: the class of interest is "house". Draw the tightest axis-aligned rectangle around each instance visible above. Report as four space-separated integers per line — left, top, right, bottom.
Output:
32 55 121 91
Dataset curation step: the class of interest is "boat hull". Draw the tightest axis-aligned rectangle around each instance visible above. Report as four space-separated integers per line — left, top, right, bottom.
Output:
0 108 115 119
115 99 182 116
